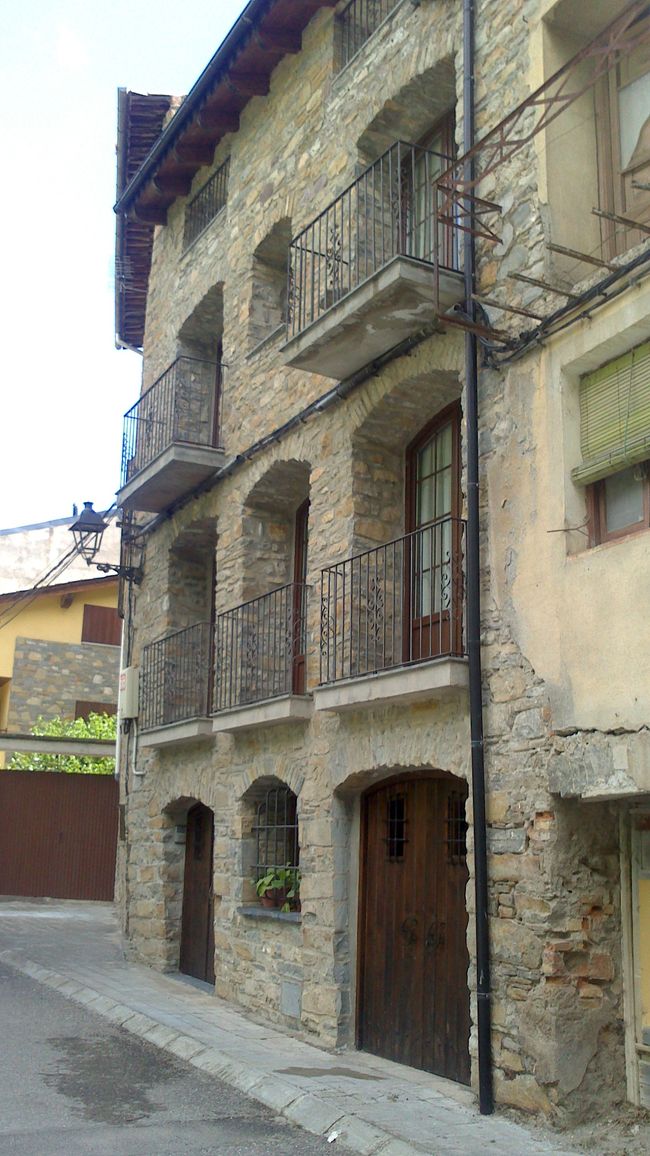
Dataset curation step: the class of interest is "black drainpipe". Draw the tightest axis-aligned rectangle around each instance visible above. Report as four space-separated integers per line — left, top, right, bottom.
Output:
463 0 494 1115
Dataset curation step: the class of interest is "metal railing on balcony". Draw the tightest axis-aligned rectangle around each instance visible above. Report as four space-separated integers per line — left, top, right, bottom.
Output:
213 583 308 712
287 140 460 340
338 0 402 69
121 357 222 488
183 157 230 250
140 621 214 731
320 517 466 685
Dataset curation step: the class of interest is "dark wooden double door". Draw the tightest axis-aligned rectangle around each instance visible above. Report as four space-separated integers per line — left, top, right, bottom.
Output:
358 774 470 1084
180 803 215 984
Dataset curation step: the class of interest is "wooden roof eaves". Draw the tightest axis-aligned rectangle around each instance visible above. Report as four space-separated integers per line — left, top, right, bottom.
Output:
114 0 337 223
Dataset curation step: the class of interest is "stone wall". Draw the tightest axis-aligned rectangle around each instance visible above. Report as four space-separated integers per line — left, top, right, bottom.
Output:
116 0 650 1127
7 636 120 734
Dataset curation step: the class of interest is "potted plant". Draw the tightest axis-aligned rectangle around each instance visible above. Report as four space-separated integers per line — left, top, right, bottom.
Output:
254 865 301 912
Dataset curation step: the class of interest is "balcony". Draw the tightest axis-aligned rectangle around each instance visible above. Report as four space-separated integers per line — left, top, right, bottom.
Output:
118 357 225 512
315 518 468 712
337 0 403 70
212 583 312 732
281 141 464 379
139 622 214 748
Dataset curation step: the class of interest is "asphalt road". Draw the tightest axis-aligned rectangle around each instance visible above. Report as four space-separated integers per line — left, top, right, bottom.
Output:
0 962 353 1155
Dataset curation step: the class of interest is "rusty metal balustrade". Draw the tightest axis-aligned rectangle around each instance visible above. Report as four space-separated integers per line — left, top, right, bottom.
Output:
140 622 214 730
121 357 222 487
320 517 466 685
183 157 230 250
338 0 403 68
213 583 308 712
287 141 459 340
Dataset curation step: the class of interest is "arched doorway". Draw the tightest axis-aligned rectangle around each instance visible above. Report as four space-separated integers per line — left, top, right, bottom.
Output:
180 803 215 984
357 772 470 1083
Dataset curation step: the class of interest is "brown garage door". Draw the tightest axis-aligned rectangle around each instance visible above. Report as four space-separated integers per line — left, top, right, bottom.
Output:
0 771 118 901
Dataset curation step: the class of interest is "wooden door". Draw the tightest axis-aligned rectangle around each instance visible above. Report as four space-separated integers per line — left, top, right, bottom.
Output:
292 499 309 694
358 774 470 1084
405 405 461 662
180 803 215 984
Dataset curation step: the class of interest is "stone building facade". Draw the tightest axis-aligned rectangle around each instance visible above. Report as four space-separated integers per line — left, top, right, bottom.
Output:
114 0 650 1124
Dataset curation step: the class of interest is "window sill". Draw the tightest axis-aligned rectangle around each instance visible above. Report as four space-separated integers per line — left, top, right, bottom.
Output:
238 905 301 923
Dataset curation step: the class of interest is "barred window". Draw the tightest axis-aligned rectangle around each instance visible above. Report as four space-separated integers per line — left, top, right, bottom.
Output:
253 785 299 879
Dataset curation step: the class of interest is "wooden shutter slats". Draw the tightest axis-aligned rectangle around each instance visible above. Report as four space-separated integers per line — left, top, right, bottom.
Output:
572 339 650 484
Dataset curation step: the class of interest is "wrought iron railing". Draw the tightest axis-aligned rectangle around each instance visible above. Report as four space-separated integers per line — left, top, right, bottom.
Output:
320 517 466 684
121 357 222 488
338 0 403 68
287 141 459 340
140 621 214 730
213 583 308 712
183 157 230 250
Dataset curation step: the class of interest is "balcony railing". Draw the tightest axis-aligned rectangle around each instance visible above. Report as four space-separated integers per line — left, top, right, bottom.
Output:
287 140 459 340
338 0 402 69
121 357 222 488
213 583 308 712
140 621 214 731
183 157 230 250
320 517 466 685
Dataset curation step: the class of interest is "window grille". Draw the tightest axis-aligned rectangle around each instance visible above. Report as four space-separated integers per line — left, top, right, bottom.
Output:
446 791 467 865
253 786 299 878
386 794 407 860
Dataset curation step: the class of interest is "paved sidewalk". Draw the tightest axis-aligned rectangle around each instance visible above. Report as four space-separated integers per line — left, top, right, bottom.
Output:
0 898 577 1156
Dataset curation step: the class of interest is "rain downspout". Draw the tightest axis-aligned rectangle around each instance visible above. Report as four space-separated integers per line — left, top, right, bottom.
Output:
463 0 494 1115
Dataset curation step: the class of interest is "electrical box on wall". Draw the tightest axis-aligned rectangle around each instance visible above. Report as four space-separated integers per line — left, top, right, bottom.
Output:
118 667 139 719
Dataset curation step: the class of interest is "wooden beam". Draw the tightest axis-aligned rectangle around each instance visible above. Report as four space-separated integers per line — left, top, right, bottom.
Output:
227 70 271 97
133 202 169 225
173 139 216 166
153 171 194 197
198 105 240 133
256 26 302 54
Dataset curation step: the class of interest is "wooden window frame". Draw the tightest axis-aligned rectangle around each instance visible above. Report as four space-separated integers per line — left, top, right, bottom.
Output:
594 13 650 258
587 461 650 546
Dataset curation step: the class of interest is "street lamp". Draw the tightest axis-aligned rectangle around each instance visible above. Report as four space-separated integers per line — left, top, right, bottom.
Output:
69 502 143 584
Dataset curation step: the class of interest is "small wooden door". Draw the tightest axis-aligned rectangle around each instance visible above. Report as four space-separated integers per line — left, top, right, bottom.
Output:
358 774 470 1084
292 499 309 694
180 803 215 984
405 405 461 662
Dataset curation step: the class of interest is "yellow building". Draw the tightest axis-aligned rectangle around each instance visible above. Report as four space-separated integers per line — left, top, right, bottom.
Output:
0 516 121 761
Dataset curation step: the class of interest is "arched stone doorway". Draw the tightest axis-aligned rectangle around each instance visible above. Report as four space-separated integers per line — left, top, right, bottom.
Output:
180 802 215 984
357 771 470 1083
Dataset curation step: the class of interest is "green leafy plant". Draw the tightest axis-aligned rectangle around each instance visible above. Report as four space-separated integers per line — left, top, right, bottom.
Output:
253 865 301 912
6 713 116 775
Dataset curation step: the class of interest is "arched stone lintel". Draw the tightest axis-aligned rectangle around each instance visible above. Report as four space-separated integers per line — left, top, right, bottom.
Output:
334 761 469 797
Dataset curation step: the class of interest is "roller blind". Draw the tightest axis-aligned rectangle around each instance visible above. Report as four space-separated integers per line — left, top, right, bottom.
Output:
572 339 650 485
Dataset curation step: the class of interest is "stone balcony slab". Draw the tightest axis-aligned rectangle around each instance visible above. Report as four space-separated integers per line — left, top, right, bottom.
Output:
118 444 225 513
313 657 468 712
139 718 214 749
212 695 313 733
280 256 464 380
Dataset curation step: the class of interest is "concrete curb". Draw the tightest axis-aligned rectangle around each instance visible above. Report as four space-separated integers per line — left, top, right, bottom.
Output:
0 946 581 1156
0 949 427 1155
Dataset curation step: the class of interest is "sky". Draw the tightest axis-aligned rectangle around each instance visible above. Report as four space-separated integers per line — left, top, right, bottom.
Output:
1 0 247 530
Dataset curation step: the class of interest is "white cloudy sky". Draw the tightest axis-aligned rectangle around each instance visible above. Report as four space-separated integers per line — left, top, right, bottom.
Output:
1 0 246 530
